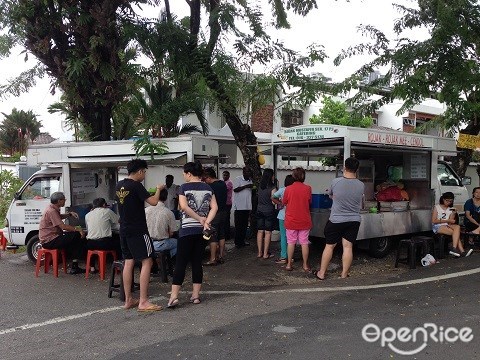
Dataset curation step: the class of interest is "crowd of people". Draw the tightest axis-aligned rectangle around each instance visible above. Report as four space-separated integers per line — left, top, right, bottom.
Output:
36 157 479 312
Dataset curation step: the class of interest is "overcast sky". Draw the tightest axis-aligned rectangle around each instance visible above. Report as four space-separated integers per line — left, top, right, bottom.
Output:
0 0 418 139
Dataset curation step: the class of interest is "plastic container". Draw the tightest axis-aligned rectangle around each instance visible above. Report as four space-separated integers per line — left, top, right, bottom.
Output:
311 194 333 209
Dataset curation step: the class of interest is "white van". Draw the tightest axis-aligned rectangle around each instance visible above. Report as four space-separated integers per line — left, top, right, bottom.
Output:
3 137 219 261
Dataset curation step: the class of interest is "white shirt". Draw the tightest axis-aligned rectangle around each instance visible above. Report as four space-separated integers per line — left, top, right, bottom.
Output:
145 202 177 240
85 207 120 240
233 176 252 211
165 184 179 211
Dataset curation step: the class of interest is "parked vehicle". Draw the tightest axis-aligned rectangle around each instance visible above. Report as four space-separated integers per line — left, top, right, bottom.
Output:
3 137 219 262
272 124 470 257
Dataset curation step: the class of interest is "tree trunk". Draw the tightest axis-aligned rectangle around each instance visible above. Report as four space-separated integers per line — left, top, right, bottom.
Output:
201 60 262 183
451 120 480 177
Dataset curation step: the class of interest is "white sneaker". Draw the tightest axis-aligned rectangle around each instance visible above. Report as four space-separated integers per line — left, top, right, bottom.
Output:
465 248 474 257
449 250 461 257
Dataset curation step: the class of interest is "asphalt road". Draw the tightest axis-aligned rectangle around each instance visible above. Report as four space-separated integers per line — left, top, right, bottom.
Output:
0 248 479 360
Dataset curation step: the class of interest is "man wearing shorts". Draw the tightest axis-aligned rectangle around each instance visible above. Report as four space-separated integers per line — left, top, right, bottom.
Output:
314 157 364 280
115 159 165 311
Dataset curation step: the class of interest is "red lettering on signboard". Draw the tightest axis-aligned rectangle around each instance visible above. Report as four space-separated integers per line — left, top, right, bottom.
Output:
368 133 383 143
368 132 425 147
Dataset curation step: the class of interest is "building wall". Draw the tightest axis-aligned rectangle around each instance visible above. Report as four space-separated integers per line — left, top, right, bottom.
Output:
251 105 274 133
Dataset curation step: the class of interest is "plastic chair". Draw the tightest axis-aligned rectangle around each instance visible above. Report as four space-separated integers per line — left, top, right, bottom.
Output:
85 249 117 280
35 248 67 277
108 260 139 301
0 229 6 251
395 237 429 269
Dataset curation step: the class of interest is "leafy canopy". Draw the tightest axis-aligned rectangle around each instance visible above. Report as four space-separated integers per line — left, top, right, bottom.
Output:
309 97 373 128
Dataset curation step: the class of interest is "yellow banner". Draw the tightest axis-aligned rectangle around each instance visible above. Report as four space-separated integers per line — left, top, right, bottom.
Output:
457 133 480 150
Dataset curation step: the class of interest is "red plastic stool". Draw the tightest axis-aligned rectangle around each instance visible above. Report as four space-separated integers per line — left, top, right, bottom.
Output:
0 229 7 251
85 250 118 280
35 248 67 277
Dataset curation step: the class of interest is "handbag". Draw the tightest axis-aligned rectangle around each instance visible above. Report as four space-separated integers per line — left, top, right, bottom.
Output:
202 226 216 241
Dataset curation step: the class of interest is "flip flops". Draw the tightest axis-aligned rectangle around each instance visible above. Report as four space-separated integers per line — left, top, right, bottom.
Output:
311 269 325 280
167 298 179 309
263 253 274 259
203 260 217 266
124 299 140 310
190 297 201 304
137 304 163 312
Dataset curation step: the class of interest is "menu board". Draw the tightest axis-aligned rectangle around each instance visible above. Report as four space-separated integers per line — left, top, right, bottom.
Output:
410 155 427 179
72 171 96 195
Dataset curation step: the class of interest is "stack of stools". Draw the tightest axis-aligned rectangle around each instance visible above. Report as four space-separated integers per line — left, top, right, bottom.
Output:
432 233 451 259
35 248 67 277
395 236 431 269
85 249 118 280
108 260 140 301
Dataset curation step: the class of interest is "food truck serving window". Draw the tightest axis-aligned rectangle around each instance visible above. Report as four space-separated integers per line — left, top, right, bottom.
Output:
437 163 461 186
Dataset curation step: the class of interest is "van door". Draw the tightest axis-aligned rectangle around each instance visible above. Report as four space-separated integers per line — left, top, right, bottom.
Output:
437 162 469 212
7 174 61 246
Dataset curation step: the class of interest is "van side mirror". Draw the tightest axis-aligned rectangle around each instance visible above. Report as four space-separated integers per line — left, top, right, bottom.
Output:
14 192 20 200
462 176 472 186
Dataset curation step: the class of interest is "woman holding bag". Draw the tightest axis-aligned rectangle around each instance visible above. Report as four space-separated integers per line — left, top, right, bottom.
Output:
167 161 218 308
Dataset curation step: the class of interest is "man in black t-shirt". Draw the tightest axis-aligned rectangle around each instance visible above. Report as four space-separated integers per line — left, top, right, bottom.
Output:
203 167 227 265
115 159 165 312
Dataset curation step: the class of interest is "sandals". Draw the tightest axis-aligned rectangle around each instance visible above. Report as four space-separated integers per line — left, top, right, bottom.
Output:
263 253 274 259
203 260 217 266
167 298 179 309
190 297 201 305
275 258 287 264
311 269 325 280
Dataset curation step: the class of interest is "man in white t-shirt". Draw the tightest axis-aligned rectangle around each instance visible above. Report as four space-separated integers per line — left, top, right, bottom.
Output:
85 198 121 273
233 167 253 248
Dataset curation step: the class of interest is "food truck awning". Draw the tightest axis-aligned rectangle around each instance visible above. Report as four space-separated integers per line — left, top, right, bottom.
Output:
47 152 188 165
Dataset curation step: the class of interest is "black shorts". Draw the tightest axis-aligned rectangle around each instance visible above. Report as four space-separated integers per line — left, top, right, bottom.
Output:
120 232 154 260
324 220 360 245
256 211 276 231
210 210 226 243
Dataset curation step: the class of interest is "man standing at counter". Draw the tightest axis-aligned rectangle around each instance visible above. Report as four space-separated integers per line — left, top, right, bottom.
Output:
313 157 364 280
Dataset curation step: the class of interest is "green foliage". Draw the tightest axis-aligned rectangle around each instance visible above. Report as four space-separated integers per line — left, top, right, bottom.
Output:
0 170 23 221
335 0 480 176
48 97 90 142
309 97 373 128
0 0 147 141
472 151 480 163
0 153 21 163
133 135 169 160
0 108 42 155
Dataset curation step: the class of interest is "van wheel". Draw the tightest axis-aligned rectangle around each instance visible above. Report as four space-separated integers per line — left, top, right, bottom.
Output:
26 235 42 263
369 237 392 258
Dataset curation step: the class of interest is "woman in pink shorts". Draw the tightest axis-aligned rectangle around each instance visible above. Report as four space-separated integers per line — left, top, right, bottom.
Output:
282 167 312 272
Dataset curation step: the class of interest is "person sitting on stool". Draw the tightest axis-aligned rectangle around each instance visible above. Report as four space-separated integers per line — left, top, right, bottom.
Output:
145 189 178 273
85 197 121 273
39 192 86 274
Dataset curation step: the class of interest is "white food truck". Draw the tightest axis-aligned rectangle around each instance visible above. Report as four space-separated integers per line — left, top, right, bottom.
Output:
270 125 470 257
3 136 218 262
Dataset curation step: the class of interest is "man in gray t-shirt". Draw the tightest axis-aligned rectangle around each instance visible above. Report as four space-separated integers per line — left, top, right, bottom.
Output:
313 157 364 280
